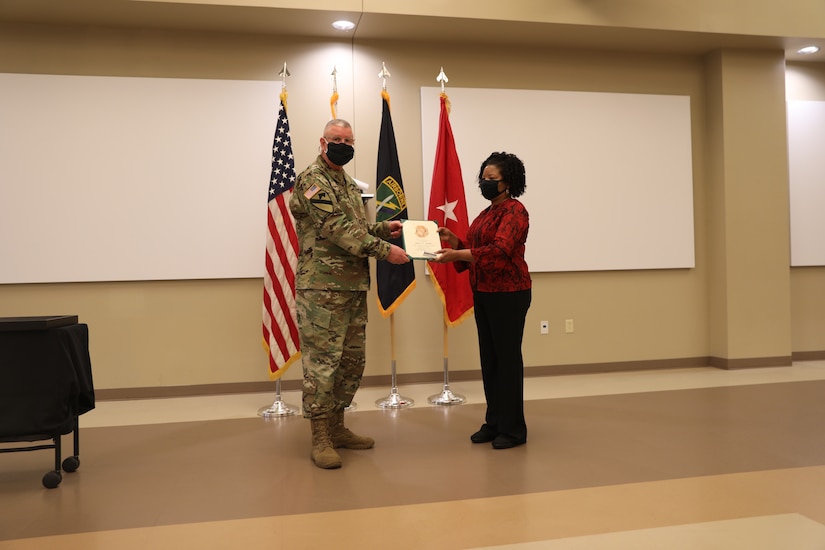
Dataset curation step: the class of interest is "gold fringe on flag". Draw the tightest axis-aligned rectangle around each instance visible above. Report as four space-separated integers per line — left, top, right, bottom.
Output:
330 91 338 119
440 91 451 114
428 267 474 327
262 338 301 381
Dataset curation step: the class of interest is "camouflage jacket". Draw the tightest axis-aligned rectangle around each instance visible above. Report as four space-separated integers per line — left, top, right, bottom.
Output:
289 156 393 291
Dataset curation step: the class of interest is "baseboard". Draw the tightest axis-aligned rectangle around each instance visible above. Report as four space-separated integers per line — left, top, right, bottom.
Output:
97 353 824 401
95 355 712 401
523 356 711 377
708 356 793 370
792 350 825 361
96 381 282 401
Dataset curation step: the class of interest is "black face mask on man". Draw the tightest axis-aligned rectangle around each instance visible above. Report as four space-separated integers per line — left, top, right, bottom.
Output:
479 179 504 201
324 140 355 166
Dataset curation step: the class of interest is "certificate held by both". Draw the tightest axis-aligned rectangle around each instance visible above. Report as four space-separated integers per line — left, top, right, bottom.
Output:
401 220 441 260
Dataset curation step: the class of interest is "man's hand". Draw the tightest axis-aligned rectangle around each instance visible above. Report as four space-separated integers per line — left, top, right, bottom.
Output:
388 220 403 239
386 244 411 264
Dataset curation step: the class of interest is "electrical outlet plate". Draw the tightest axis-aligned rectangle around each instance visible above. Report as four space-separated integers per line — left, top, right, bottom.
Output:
565 319 574 333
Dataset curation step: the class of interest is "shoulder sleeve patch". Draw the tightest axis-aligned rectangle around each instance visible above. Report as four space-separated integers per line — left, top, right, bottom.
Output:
304 183 320 199
309 190 334 213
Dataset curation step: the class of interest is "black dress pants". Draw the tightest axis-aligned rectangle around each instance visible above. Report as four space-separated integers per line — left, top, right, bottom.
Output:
473 289 531 441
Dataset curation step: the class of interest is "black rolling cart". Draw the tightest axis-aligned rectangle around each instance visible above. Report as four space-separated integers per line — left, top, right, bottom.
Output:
0 315 95 488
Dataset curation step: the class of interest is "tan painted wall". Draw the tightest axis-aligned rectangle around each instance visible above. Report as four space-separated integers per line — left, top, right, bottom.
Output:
0 9 822 391
786 63 825 355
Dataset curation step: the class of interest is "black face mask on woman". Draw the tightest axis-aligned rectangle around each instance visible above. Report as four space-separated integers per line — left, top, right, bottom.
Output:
479 179 504 201
325 141 355 166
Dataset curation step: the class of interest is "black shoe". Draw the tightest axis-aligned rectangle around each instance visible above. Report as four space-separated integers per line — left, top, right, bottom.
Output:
491 435 526 449
470 425 497 444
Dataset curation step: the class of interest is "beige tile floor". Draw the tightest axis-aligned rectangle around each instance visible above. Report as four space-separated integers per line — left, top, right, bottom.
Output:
82 361 825 428
2 361 825 550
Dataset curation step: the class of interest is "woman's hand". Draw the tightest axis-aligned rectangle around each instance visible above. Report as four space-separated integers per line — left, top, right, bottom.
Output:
432 248 457 263
437 227 459 249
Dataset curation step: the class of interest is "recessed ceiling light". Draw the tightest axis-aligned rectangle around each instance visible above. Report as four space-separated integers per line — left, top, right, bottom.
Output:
797 46 820 55
332 20 356 31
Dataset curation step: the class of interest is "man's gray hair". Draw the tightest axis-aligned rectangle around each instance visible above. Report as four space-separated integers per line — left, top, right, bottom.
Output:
324 119 352 133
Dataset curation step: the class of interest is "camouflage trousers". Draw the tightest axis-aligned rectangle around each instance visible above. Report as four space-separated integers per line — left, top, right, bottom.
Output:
296 289 368 419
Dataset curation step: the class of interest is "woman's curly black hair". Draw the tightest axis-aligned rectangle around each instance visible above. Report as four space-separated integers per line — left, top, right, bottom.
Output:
477 152 526 198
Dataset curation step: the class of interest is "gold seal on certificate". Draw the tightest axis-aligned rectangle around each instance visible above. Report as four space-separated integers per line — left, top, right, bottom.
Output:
401 220 441 260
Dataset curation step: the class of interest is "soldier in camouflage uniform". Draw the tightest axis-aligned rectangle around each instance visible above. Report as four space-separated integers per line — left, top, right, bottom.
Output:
289 119 410 469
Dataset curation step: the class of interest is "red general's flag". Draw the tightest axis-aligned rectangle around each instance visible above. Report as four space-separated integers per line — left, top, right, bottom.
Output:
262 96 301 379
427 93 473 326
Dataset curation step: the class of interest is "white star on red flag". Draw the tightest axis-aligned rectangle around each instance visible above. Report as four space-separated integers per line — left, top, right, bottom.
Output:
437 199 459 223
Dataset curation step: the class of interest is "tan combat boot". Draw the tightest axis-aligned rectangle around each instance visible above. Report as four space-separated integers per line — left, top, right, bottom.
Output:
310 418 342 469
329 410 375 449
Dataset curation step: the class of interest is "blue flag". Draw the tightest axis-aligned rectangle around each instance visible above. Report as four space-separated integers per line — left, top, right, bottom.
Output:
375 90 415 317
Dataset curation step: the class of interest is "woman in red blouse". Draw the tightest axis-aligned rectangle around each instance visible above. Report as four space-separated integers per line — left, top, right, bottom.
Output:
435 152 531 449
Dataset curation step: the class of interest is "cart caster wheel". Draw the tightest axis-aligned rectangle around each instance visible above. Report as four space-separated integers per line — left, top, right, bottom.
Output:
62 456 80 472
42 470 62 489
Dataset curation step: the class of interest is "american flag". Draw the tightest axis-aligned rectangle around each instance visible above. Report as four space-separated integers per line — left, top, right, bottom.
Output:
262 98 301 379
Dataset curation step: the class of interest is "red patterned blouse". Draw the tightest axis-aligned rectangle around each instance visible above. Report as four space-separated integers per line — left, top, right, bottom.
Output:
455 197 531 292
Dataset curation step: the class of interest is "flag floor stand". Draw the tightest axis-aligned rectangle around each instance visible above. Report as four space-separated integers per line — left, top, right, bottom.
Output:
375 360 414 409
428 358 465 405
257 379 299 418
428 385 465 406
375 387 414 409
